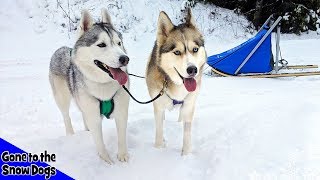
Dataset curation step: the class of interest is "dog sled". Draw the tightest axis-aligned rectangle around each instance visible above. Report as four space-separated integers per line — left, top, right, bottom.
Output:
207 15 320 78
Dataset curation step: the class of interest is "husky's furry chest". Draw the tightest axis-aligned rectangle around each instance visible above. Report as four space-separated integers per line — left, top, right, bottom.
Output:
84 79 121 101
165 82 190 101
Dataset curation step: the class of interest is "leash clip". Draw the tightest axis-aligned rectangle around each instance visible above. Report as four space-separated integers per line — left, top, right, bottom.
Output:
163 79 168 90
160 79 168 96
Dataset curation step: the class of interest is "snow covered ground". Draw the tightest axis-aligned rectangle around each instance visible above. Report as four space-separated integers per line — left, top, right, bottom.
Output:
1 0 320 179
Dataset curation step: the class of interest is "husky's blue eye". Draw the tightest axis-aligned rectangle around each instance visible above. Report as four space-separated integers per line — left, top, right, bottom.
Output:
174 50 181 55
97 43 106 48
193 47 199 53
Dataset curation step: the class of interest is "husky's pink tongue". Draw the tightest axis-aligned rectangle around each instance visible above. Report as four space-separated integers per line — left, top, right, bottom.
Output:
108 67 128 85
183 78 197 92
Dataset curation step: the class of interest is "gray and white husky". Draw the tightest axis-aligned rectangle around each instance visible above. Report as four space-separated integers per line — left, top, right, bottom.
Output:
49 9 130 164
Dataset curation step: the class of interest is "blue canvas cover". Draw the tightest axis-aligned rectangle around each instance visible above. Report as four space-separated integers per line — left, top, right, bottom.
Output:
207 29 273 75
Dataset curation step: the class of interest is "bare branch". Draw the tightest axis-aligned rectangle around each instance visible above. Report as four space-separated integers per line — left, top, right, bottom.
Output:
56 0 76 23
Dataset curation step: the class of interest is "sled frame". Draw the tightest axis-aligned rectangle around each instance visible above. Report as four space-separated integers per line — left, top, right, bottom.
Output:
235 16 282 75
212 68 320 78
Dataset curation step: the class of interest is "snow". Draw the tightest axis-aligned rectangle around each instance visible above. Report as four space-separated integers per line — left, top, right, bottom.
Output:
1 0 320 179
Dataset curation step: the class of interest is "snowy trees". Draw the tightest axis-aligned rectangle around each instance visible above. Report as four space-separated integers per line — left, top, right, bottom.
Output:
192 0 320 34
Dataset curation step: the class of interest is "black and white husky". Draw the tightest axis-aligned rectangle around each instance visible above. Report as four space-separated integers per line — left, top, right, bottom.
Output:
49 9 130 164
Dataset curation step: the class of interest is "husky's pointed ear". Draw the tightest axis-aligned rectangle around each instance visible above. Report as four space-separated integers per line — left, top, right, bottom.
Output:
78 10 93 37
157 11 174 40
101 8 113 26
185 8 196 27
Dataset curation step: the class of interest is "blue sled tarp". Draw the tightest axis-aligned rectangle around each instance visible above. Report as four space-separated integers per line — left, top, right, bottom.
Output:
207 29 273 75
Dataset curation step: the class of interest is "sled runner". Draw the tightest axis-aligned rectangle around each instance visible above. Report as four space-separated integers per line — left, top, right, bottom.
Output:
207 15 320 78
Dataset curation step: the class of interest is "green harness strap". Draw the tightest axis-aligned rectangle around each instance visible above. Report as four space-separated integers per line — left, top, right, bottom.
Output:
100 99 114 119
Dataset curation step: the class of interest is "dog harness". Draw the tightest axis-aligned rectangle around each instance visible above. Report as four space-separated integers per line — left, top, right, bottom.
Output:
172 99 184 105
165 92 184 106
100 99 114 119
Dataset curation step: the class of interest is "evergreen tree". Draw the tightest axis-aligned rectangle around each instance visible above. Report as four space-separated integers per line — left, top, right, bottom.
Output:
191 0 320 34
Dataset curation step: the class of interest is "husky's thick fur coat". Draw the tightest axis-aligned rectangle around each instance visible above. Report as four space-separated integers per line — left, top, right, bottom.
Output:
49 9 130 164
146 8 206 155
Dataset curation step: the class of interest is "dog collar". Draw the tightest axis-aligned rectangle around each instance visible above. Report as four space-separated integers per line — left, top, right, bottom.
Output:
172 99 184 105
165 92 184 106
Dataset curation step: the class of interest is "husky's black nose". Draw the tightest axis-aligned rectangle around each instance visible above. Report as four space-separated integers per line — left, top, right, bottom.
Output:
119 55 129 66
187 66 197 76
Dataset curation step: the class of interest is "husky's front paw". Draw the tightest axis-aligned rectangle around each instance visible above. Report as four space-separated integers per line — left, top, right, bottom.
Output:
65 128 74 136
117 152 129 162
98 152 114 164
181 145 192 156
154 139 166 148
